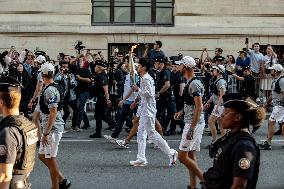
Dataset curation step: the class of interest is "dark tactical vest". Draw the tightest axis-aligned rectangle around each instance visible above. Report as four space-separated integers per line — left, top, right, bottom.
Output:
39 83 63 114
210 78 225 96
182 77 197 105
274 76 284 94
204 131 260 189
0 115 38 175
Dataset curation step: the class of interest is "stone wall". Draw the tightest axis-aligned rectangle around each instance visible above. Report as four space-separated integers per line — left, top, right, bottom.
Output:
0 0 283 59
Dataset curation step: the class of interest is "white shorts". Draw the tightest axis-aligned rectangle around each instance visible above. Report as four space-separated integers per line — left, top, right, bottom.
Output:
179 118 205 152
39 131 63 158
269 106 284 122
211 105 224 118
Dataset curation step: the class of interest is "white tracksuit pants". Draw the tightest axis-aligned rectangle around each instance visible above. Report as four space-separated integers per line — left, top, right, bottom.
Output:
137 116 174 162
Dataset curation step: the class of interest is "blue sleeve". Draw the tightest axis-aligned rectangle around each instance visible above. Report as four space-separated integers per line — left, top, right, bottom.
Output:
163 70 171 82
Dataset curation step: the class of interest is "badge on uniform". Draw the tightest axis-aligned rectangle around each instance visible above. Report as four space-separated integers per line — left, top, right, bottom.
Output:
0 145 7 156
26 129 39 146
239 158 250 169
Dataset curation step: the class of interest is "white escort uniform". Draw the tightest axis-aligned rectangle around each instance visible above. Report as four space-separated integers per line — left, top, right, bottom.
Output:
38 85 65 158
179 77 205 151
211 78 227 117
269 75 284 122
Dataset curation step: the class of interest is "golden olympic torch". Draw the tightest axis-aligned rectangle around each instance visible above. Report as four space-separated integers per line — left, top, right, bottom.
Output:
129 44 138 84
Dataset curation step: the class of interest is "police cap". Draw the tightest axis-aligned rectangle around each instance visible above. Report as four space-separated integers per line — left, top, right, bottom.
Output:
242 65 250 71
213 56 225 62
0 76 23 92
95 60 107 67
154 56 165 63
223 93 258 112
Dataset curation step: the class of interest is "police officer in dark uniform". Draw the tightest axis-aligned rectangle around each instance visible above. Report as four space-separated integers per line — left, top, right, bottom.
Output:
202 93 265 189
89 60 116 138
229 66 256 100
154 57 177 132
166 60 185 135
0 76 38 189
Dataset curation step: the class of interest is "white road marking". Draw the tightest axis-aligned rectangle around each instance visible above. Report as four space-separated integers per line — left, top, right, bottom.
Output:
60 139 284 144
61 139 94 142
260 139 284 142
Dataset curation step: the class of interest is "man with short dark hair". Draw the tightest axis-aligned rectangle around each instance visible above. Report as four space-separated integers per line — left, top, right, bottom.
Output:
0 76 38 189
143 40 166 64
75 57 91 130
247 43 265 77
130 58 177 167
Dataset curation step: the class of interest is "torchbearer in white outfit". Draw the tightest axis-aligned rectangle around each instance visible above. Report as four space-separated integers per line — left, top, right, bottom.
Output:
130 58 178 167
174 56 205 189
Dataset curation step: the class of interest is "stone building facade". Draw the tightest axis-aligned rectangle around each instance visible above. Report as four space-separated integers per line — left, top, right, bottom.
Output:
0 0 283 60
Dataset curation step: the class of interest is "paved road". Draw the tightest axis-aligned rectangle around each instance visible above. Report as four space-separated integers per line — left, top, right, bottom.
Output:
30 118 284 189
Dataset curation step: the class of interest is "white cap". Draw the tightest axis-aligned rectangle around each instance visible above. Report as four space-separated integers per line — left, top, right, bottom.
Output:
212 65 226 73
268 64 283 72
40 62 55 75
181 56 196 68
36 55 46 64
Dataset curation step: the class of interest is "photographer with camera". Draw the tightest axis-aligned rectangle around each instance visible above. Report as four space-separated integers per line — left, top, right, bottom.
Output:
54 61 76 130
23 51 35 77
143 41 166 65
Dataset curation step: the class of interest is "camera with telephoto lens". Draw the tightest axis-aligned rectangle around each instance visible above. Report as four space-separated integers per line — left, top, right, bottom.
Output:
204 63 211 68
60 68 68 74
74 40 85 53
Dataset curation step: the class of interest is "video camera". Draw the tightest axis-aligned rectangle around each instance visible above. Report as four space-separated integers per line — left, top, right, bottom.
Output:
74 40 85 54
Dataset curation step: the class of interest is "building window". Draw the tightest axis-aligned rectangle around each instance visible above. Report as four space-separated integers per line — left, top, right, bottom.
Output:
92 0 174 26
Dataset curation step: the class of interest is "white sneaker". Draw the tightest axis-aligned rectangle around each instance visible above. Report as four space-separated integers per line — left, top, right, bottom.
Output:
116 139 129 149
169 150 178 166
103 135 116 144
130 159 148 167
147 139 154 144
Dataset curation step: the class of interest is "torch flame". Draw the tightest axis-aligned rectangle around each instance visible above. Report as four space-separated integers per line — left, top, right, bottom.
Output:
129 44 138 85
131 44 138 53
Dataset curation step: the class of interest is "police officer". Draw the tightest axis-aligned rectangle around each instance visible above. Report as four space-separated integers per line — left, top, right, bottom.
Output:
154 56 177 133
202 93 264 189
0 76 38 189
37 62 71 189
174 56 205 189
89 60 116 138
229 65 256 100
166 60 185 135
259 64 284 150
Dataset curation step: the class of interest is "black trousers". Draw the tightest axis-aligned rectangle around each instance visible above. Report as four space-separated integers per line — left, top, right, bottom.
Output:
94 98 116 135
156 98 177 131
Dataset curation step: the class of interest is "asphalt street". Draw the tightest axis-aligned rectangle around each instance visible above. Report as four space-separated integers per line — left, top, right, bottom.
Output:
30 117 284 189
